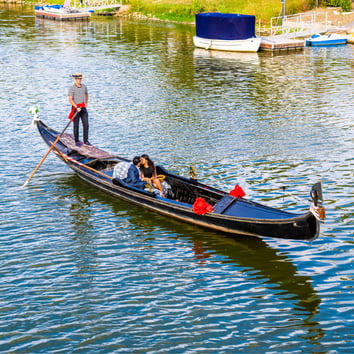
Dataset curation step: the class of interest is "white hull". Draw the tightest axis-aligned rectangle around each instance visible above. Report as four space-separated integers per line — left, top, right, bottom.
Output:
193 36 261 52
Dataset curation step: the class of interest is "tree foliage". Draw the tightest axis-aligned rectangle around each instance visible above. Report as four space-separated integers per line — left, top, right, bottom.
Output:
321 0 353 12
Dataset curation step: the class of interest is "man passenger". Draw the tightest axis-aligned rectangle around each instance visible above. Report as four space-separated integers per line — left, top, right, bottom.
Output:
123 156 146 189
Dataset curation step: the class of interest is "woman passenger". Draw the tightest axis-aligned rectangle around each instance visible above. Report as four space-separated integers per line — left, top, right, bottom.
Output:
140 154 165 197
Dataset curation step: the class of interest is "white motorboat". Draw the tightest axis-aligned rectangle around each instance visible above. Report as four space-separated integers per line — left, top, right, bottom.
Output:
305 33 347 46
194 12 261 53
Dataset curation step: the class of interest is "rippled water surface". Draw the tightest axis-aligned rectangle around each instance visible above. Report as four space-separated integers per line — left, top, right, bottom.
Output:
0 4 353 353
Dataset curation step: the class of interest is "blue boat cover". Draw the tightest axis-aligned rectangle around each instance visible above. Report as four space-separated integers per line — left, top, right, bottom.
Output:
195 12 256 40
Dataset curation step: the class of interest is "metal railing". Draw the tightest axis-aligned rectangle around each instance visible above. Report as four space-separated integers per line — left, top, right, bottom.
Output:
270 11 329 37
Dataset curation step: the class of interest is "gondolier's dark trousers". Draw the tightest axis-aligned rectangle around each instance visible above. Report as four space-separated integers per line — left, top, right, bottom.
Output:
73 108 89 143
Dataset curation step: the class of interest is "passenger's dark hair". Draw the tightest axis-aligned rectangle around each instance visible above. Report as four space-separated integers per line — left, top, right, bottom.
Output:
141 154 154 169
132 156 141 166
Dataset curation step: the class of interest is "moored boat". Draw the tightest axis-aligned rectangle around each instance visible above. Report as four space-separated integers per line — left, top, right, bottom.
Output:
34 119 324 241
193 36 261 52
193 12 261 52
34 5 92 21
305 33 347 46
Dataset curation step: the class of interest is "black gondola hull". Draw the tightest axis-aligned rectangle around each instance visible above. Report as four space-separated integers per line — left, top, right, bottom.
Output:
36 120 320 241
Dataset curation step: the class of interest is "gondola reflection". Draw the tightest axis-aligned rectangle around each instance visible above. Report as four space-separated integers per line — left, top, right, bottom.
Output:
55 174 323 344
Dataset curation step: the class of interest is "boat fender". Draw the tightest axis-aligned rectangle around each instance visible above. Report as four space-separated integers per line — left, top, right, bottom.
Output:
193 197 214 215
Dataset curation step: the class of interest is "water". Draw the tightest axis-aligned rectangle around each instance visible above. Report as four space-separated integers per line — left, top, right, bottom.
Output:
0 4 353 353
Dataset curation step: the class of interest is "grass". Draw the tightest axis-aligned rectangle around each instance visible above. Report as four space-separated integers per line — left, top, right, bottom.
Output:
28 0 315 23
126 0 314 23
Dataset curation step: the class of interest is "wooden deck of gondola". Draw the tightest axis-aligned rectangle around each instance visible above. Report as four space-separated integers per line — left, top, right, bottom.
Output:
260 36 305 51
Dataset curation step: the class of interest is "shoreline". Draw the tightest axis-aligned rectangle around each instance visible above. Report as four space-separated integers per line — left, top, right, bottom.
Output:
3 1 354 36
2 0 195 24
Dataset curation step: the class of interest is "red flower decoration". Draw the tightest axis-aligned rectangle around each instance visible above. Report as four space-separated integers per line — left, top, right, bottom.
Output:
193 197 214 215
229 184 246 198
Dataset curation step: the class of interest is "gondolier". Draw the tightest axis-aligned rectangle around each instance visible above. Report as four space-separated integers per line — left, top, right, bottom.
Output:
68 73 90 146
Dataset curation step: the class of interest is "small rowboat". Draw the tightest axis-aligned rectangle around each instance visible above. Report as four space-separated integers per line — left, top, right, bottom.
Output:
35 119 324 241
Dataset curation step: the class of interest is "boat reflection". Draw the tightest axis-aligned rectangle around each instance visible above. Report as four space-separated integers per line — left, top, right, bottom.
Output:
192 47 260 88
193 48 260 65
55 174 323 343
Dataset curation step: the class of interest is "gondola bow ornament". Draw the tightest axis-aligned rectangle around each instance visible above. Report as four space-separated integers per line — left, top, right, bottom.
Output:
23 105 40 131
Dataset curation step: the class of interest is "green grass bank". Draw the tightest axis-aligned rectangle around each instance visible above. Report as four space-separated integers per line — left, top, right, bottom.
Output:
126 0 313 23
24 0 353 24
124 0 352 23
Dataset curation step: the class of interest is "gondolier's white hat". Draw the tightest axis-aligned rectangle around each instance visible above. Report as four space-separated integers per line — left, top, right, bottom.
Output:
70 73 84 79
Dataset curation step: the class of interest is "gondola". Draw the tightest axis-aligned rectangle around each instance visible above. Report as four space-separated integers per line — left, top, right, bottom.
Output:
35 119 325 241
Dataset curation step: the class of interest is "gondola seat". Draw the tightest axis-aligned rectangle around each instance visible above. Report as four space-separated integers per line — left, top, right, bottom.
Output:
161 181 172 197
113 162 131 180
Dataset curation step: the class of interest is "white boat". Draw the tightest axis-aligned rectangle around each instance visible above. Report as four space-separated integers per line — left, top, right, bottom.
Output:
34 5 92 21
194 12 261 52
193 36 261 52
305 33 347 46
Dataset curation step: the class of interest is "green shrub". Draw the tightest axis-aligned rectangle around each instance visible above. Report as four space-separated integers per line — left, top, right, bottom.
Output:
322 0 353 12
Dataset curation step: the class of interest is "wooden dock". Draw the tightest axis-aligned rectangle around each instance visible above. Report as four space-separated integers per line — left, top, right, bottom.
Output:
35 7 91 21
347 33 354 44
260 36 305 51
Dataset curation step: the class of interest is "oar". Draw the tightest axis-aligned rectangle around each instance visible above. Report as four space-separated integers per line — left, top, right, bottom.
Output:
39 140 114 181
65 156 114 180
22 113 77 187
50 142 69 162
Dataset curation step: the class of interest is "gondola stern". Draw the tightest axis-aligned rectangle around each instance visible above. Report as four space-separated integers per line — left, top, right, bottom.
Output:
310 182 326 222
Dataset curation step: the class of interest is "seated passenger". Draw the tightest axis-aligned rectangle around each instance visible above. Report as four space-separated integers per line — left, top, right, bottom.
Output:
140 154 165 197
123 156 146 190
